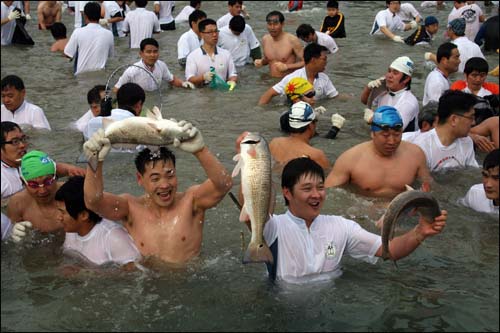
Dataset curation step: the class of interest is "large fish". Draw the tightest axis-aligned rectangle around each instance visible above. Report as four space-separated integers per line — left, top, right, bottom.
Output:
86 107 194 171
232 132 274 264
381 186 441 261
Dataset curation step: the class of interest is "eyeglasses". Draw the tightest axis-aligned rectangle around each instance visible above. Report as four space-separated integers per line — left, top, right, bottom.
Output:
300 91 316 99
201 30 219 34
372 123 403 131
22 175 56 189
454 113 475 121
2 135 29 146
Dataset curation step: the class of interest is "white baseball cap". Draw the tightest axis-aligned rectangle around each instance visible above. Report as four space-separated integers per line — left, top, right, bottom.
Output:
390 56 414 76
288 101 316 129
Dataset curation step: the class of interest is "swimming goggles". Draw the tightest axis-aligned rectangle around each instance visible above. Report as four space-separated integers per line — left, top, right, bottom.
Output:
22 175 56 189
299 91 316 99
372 123 403 131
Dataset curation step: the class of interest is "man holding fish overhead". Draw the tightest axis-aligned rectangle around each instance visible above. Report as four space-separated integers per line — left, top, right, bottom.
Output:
234 143 447 282
82 118 233 264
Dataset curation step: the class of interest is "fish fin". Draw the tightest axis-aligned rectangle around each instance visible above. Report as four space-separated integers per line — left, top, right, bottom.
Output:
243 242 274 264
232 153 240 162
239 203 250 222
75 151 88 164
405 184 415 191
102 117 115 131
145 106 163 120
231 155 242 178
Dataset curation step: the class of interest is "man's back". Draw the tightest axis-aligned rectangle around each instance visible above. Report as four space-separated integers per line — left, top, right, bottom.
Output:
123 8 160 49
269 136 330 171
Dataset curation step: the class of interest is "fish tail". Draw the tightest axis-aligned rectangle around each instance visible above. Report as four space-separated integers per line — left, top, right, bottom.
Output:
87 154 98 173
243 242 274 264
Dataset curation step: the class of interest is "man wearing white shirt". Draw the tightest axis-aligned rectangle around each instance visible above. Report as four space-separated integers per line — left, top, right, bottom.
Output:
73 1 87 28
448 0 485 42
399 2 421 23
154 1 175 31
459 149 499 216
217 15 261 67
259 44 338 105
114 38 194 94
177 9 206 67
423 42 460 106
185 18 237 88
74 85 106 137
370 1 418 43
122 0 160 49
174 0 200 24
1 75 51 130
1 0 19 46
64 2 114 76
103 1 129 38
217 0 244 29
447 18 485 73
296 24 339 55
413 90 479 172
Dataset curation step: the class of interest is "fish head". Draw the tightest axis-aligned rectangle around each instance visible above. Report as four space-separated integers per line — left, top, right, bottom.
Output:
239 132 270 159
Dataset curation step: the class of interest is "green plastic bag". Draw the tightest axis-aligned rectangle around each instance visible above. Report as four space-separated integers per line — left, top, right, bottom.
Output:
209 67 231 91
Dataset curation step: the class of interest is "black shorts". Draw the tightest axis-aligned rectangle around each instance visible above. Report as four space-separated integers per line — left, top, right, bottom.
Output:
160 21 175 31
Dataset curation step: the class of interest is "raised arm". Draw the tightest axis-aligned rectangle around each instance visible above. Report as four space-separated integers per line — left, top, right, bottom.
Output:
325 151 352 188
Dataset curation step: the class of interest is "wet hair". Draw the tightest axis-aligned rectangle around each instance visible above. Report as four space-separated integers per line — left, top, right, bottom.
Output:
436 42 458 63
229 15 245 33
386 0 400 4
266 11 284 23
55 176 102 224
135 0 148 8
327 0 339 9
399 73 412 90
228 0 242 5
140 38 159 51
198 18 217 32
296 24 315 40
437 90 477 124
135 147 176 175
419 101 438 128
281 157 324 206
483 149 499 170
87 85 106 105
188 9 207 29
190 0 201 8
84 2 101 22
116 83 145 111
303 43 328 64
1 121 22 149
464 57 489 75
50 22 67 39
1 75 25 91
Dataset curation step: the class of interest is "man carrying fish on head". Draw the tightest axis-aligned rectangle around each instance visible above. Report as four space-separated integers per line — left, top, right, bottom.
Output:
235 132 447 282
82 116 233 264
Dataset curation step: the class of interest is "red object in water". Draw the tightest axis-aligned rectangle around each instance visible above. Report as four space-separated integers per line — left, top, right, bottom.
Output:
288 0 303 12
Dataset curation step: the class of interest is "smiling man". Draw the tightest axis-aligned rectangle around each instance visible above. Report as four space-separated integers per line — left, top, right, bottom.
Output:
325 106 432 199
82 124 233 264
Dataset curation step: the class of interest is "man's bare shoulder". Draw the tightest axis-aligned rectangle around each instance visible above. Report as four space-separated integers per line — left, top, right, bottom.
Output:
285 32 301 43
338 141 370 157
399 140 426 157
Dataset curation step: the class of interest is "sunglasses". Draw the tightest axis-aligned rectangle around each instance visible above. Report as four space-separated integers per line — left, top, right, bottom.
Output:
299 91 316 99
2 135 29 146
372 123 403 131
22 175 56 189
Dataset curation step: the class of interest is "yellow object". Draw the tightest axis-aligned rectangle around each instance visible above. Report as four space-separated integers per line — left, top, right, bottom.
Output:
284 77 314 99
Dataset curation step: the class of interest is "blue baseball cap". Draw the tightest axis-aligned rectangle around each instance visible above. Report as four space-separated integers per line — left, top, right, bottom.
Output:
371 106 403 132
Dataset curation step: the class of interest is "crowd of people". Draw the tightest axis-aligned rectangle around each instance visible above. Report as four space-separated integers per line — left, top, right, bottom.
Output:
1 0 499 283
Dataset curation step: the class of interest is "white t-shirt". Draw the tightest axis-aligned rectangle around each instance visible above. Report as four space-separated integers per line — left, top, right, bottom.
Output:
423 68 450 106
462 86 493 98
412 128 479 172
74 109 94 134
174 5 195 24
1 160 23 200
370 8 405 35
185 46 237 81
1 101 51 130
314 31 339 54
448 3 483 42
458 184 499 215
63 219 141 266
64 23 115 75
399 3 420 22
85 108 135 140
402 130 424 144
452 36 485 73
114 59 174 92
122 8 160 49
154 1 175 25
264 211 381 283
177 29 202 60
1 212 13 241
104 1 130 38
1 2 16 46
217 25 260 67
371 89 419 131
273 67 338 100
216 12 245 29
73 1 88 28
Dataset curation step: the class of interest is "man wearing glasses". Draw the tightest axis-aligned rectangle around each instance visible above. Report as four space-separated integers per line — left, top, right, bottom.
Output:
325 106 432 199
413 90 479 172
185 18 237 89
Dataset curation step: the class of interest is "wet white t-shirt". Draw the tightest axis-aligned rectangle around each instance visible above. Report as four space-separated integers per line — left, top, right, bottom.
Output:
452 36 485 73
1 101 51 130
423 69 450 106
114 59 174 92
217 24 260 67
448 3 483 42
459 184 499 215
370 8 405 35
273 67 338 100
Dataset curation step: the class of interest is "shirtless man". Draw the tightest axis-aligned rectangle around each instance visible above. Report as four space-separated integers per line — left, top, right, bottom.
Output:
7 150 64 234
37 1 61 30
82 124 233 264
254 11 304 78
325 106 432 199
